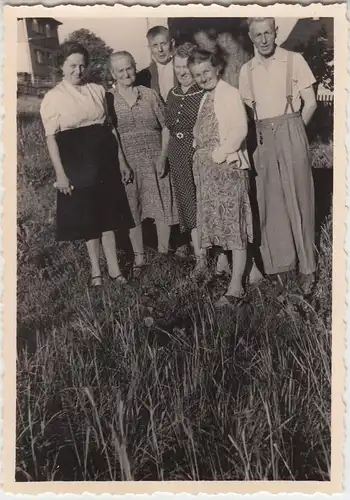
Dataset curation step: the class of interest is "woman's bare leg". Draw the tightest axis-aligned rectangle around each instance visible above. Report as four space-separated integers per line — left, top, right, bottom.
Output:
227 248 247 297
249 261 264 284
191 227 206 268
86 238 101 285
129 224 145 266
156 222 171 254
101 230 122 278
216 252 231 274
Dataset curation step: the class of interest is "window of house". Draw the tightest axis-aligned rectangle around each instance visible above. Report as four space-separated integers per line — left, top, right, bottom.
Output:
35 50 44 64
47 52 53 65
45 24 51 37
32 19 39 32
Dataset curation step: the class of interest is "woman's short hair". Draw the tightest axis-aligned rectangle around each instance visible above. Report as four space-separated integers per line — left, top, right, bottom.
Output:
174 42 198 59
57 42 89 67
194 27 217 41
109 51 136 70
188 48 222 70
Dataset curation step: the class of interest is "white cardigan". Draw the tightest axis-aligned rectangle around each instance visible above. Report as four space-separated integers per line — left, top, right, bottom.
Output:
194 78 250 169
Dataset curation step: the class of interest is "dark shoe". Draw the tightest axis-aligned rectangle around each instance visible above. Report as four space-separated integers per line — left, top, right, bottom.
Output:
298 273 315 296
214 294 245 310
175 244 190 259
90 275 102 287
132 264 147 278
109 273 127 285
269 273 285 290
132 252 147 278
190 257 208 278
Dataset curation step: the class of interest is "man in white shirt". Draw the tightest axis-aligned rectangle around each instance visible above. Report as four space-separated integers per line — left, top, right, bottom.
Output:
136 26 176 103
239 17 317 295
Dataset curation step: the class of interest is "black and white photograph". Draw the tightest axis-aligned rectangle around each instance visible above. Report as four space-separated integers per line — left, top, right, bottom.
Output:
6 3 346 490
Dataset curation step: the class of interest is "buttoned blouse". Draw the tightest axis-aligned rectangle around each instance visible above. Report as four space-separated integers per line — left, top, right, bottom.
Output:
165 83 204 133
195 79 250 169
40 80 107 136
239 47 316 120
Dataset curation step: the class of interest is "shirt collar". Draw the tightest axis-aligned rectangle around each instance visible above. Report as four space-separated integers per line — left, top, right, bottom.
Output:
61 78 85 90
172 82 203 96
155 58 173 71
250 45 287 69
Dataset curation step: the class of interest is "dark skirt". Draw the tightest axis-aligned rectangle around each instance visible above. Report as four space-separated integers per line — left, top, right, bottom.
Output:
55 124 133 241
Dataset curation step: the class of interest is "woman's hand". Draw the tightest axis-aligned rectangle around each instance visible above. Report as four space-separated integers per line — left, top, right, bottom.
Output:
54 173 73 195
120 163 133 185
156 157 167 178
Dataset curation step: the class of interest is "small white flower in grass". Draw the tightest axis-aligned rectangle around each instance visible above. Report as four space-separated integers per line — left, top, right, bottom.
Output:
144 316 154 328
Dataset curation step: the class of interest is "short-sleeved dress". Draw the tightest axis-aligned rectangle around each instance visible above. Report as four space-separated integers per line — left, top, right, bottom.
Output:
165 83 205 233
108 85 177 227
40 79 133 242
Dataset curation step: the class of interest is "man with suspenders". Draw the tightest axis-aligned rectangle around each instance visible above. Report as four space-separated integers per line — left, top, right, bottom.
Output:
239 17 317 295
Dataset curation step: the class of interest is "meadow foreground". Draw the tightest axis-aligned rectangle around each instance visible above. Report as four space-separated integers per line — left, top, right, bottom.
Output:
16 103 332 481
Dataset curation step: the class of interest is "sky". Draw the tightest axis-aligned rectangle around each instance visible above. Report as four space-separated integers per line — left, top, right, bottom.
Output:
57 17 299 71
57 18 168 71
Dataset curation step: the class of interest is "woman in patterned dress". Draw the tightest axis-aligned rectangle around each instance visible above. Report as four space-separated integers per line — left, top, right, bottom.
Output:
108 51 178 274
189 48 253 307
40 42 133 287
165 43 206 269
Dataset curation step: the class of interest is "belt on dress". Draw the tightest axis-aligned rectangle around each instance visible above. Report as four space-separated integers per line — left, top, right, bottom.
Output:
171 131 192 139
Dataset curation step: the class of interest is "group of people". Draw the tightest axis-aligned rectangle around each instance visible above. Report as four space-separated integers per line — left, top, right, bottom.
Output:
40 17 317 308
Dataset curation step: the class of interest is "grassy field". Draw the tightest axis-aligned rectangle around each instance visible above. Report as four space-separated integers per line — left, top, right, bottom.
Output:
16 97 333 481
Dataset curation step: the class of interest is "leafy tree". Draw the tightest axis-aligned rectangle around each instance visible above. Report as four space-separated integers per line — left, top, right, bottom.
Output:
64 28 113 85
294 26 334 92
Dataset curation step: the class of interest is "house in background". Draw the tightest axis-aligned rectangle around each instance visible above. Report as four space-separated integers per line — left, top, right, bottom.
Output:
281 17 333 52
17 17 62 84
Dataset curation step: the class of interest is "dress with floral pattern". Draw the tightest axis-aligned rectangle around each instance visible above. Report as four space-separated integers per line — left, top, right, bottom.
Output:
110 85 177 226
193 89 253 251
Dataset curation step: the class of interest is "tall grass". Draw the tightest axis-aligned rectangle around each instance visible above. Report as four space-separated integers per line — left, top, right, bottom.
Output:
16 98 332 481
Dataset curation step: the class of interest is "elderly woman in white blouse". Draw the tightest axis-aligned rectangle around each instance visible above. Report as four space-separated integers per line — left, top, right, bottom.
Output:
189 48 253 308
40 42 133 287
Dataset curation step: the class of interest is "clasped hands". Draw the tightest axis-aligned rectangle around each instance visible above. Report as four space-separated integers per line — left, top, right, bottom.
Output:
55 156 166 195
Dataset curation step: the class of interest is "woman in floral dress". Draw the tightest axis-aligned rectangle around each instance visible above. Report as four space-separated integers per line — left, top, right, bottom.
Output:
108 51 178 274
165 43 206 268
189 48 253 307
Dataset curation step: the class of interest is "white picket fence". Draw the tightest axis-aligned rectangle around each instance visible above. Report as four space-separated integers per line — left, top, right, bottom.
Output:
317 85 334 103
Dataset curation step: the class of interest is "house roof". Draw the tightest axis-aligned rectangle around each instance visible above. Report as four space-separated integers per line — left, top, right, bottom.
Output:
281 18 333 51
18 17 62 26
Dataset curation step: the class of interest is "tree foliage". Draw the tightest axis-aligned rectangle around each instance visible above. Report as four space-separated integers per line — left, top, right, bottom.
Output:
294 26 334 92
64 28 113 85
